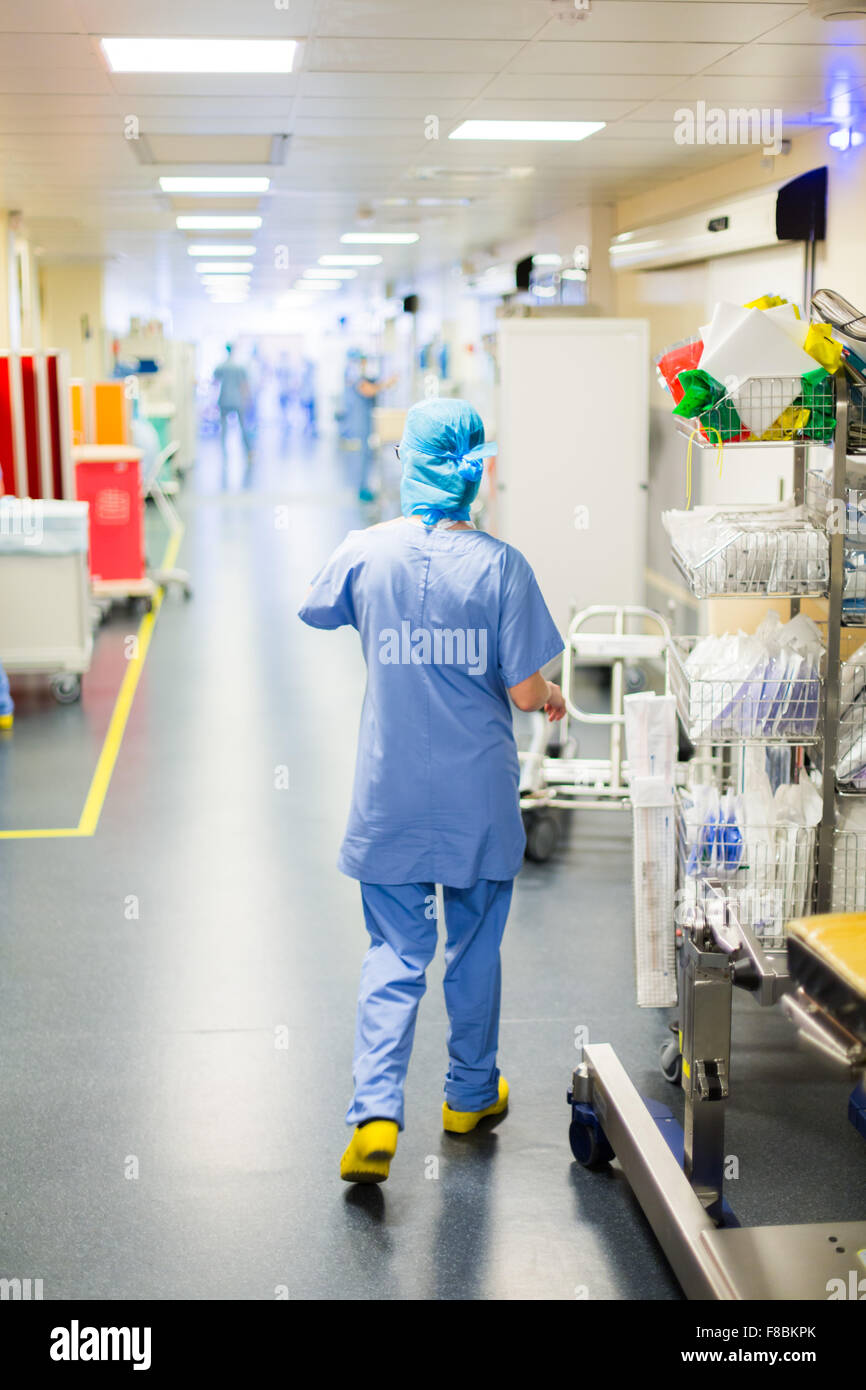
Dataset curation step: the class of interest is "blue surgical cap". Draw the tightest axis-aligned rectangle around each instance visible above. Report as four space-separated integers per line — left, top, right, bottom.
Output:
399 398 497 526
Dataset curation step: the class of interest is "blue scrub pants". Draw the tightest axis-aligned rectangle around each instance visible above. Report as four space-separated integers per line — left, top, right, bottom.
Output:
0 659 12 717
347 879 513 1130
219 406 253 460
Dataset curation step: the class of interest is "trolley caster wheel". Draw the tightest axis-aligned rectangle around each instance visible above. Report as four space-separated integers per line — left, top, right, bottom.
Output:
131 595 153 616
50 673 81 705
659 1037 683 1086
569 1118 614 1168
523 810 559 863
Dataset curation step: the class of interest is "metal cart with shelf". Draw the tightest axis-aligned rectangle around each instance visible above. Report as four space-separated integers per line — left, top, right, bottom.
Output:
518 604 670 861
567 361 866 1299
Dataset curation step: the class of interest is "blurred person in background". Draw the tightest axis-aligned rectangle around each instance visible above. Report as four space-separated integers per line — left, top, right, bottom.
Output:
213 343 254 464
354 353 397 502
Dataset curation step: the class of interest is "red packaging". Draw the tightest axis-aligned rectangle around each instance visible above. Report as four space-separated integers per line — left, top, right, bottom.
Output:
75 453 145 583
655 337 703 406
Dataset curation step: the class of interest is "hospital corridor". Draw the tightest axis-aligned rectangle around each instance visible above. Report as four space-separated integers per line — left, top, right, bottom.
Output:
1 0 866 1351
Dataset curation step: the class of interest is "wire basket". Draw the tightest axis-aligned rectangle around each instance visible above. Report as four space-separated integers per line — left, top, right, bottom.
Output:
676 793 816 951
848 382 866 454
838 669 866 787
805 468 866 539
668 638 822 745
670 519 829 597
675 374 836 449
833 830 866 913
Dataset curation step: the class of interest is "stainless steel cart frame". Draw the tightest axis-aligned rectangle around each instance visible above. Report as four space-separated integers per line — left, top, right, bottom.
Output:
519 604 671 815
570 883 866 1300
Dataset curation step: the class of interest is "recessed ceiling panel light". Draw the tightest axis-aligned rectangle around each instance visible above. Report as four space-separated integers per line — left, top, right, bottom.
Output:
340 233 419 245
187 245 256 257
196 263 254 274
319 255 382 266
449 120 605 142
160 177 270 194
176 216 262 230
101 37 296 74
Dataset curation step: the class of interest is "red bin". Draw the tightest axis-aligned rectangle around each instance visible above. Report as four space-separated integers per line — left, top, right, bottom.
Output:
73 445 144 584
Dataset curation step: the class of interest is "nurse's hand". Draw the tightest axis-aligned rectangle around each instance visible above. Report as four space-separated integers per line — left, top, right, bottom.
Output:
544 682 567 722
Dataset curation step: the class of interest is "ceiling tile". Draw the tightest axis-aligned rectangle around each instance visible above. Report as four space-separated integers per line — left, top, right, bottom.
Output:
307 37 523 72
508 41 741 75
315 1 551 40
300 71 492 98
74 0 317 36
481 72 682 99
538 2 802 45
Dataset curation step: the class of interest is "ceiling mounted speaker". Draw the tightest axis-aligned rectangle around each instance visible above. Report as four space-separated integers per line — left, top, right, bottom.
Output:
808 0 866 17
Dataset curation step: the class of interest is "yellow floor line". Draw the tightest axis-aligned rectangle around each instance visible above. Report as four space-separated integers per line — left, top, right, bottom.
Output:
0 525 184 842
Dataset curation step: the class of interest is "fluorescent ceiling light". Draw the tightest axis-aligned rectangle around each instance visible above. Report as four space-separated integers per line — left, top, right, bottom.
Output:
187 245 256 257
295 278 341 290
188 244 255 257
562 268 587 281
532 253 562 266
196 263 254 274
449 120 605 142
176 216 262 230
340 233 419 245
160 176 269 194
101 37 296 74
319 254 382 266
304 268 357 280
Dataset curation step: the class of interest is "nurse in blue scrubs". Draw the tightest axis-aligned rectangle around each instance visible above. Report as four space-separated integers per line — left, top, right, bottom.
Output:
299 398 565 1183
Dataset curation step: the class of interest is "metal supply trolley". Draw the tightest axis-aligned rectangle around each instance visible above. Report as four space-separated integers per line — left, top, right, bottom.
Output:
519 604 670 860
567 341 866 1298
569 885 866 1299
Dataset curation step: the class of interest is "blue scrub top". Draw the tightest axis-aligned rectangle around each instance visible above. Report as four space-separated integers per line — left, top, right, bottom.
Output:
299 519 563 887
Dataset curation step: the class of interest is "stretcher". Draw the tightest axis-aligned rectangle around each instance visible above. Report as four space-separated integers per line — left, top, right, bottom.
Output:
518 604 670 860
568 897 866 1299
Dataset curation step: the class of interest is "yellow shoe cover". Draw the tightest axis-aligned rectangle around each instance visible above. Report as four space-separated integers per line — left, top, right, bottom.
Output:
0 714 12 730
340 1120 398 1184
442 1076 509 1133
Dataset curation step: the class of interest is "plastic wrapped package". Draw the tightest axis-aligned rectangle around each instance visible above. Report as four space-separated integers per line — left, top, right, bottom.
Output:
624 694 678 1008
679 775 820 946
671 612 824 743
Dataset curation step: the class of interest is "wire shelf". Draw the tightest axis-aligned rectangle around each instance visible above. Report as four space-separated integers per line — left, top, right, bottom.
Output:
805 468 866 539
839 665 866 788
668 637 822 745
674 374 836 450
669 520 829 598
849 383 866 454
676 793 816 951
833 829 866 912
